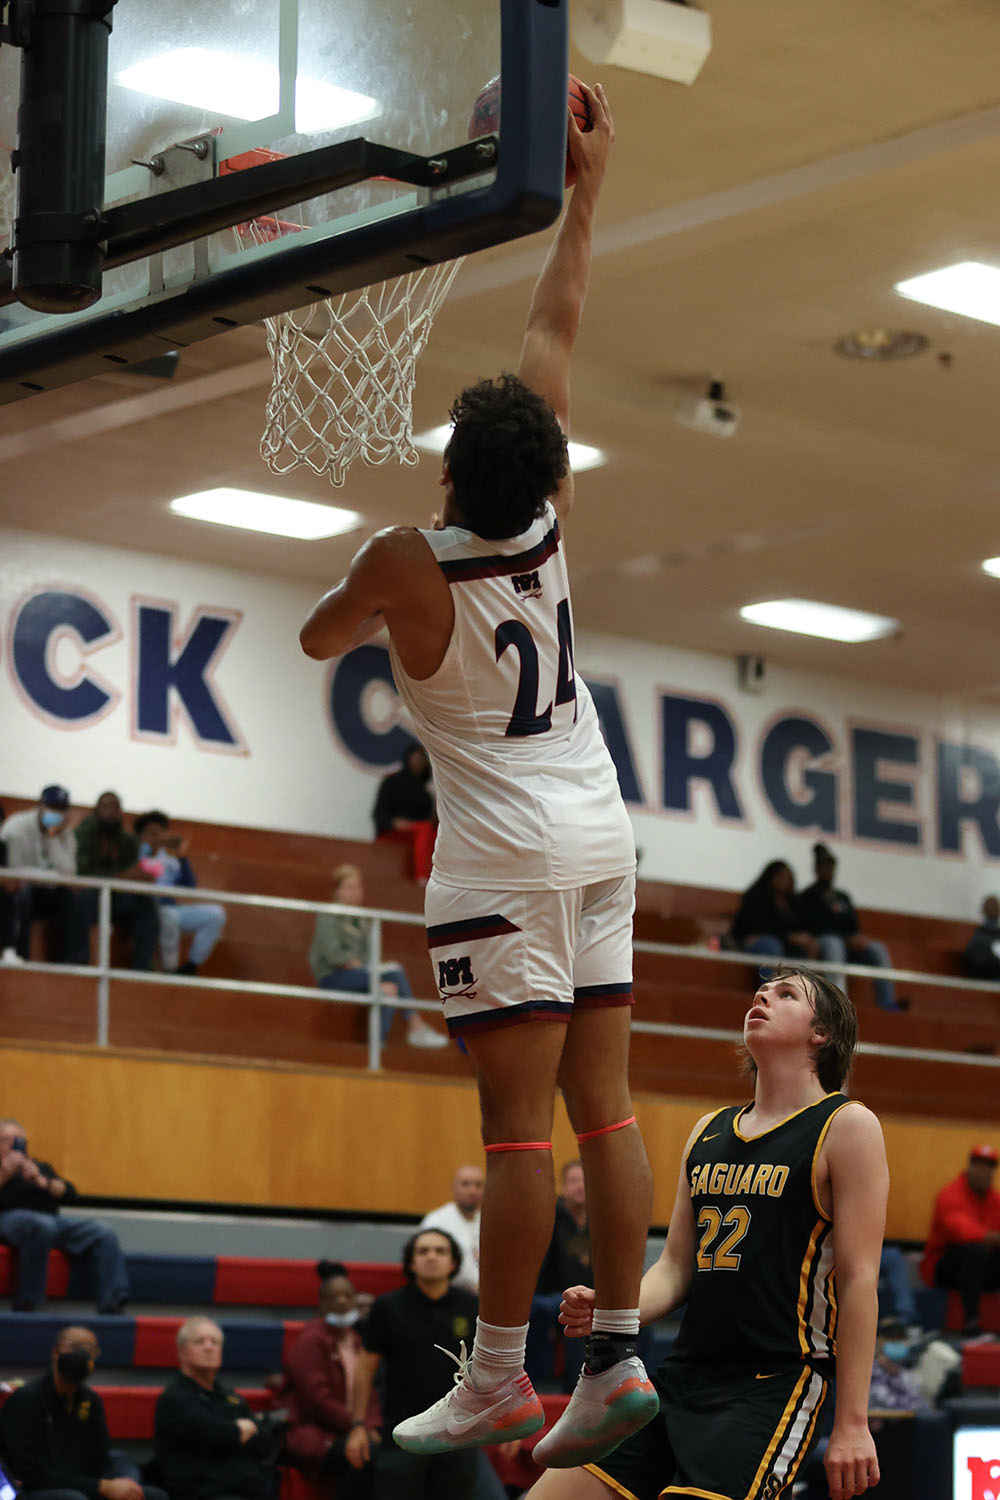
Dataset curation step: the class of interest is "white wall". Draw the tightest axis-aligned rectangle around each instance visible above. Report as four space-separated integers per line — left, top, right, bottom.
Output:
2 527 997 920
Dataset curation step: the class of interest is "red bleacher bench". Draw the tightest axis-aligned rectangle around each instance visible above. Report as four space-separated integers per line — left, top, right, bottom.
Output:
0 1244 70 1297
947 1292 1000 1333
214 1257 405 1306
963 1342 1000 1389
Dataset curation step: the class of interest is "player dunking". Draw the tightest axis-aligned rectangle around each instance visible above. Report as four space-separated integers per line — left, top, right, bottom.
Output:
530 963 889 1500
299 86 657 1469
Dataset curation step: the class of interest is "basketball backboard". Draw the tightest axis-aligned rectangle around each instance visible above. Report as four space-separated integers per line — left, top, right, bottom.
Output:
0 0 569 402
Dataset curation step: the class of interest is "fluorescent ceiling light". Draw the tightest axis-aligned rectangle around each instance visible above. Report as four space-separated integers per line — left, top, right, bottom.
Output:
170 488 361 540
895 261 1000 329
740 599 899 644
116 48 379 134
982 558 1000 579
413 425 606 472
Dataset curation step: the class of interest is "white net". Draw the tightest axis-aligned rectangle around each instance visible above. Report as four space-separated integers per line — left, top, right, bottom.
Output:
258 260 464 486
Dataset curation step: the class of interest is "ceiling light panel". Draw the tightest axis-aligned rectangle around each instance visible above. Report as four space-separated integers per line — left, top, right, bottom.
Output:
413 426 606 472
116 49 379 134
740 599 899 644
895 261 1000 329
170 488 361 540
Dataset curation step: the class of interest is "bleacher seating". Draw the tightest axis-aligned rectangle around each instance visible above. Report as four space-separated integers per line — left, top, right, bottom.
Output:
946 1291 1000 1334
0 1245 405 1306
1 794 998 1116
0 1235 571 1500
963 1341 1000 1389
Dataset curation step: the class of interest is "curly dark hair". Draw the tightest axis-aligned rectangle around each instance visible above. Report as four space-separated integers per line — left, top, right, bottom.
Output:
445 373 568 539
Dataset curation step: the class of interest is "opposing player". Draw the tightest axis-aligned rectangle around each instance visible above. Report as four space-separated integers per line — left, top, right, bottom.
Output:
299 86 657 1469
530 964 888 1500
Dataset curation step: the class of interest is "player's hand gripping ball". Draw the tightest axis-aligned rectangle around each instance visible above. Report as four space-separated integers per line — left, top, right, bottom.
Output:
468 73 594 187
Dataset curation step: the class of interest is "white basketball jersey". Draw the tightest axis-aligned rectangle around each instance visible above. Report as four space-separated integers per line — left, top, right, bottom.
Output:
389 502 635 891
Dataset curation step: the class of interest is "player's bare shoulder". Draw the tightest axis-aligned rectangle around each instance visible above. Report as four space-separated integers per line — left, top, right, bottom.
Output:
815 1100 887 1216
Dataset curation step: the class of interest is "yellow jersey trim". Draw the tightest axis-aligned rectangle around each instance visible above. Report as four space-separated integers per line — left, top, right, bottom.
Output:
583 1464 641 1500
743 1367 811 1500
809 1098 855 1220
732 1093 842 1144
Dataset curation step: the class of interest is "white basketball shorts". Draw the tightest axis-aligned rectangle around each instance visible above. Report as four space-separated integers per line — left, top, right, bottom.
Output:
424 873 635 1036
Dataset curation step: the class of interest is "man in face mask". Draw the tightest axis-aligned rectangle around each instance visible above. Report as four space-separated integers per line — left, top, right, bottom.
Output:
282 1262 381 1495
0 1325 169 1500
0 786 77 962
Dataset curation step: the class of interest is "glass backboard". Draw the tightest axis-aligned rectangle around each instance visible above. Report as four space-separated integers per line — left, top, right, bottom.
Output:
0 0 569 401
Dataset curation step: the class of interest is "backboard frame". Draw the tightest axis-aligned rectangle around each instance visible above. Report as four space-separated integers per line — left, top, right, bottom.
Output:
0 0 569 404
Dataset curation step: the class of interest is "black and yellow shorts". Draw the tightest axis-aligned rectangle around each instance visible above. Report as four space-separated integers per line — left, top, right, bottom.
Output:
585 1359 830 1500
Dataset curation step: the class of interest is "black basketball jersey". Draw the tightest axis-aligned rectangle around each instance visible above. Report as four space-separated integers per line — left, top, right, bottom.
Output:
670 1092 853 1366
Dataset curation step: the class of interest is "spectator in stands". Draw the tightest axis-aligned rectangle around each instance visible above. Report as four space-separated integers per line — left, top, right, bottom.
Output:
419 1165 483 1292
346 1228 478 1498
964 895 1000 982
799 843 900 1011
372 745 435 884
1 786 77 963
868 1318 929 1413
730 860 818 965
309 864 445 1049
155 1317 274 1500
0 1118 129 1314
70 792 158 970
920 1144 1000 1338
282 1261 380 1496
0 1323 168 1500
878 1245 920 1331
134 812 226 976
0 800 19 965
527 1160 592 1391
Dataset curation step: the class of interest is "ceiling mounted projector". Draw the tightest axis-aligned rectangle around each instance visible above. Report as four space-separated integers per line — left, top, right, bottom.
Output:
674 380 740 439
573 0 712 85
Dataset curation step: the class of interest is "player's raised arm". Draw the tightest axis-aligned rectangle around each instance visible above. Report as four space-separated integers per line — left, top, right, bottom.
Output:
517 82 614 524
823 1104 888 1500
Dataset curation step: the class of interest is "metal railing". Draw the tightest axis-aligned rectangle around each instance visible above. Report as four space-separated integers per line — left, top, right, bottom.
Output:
3 866 999 1072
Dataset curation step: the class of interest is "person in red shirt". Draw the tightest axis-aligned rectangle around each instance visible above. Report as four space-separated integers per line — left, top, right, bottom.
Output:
920 1144 1000 1336
282 1262 381 1496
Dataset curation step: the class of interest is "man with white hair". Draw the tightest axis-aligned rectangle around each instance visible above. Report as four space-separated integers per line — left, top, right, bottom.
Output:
154 1318 273 1500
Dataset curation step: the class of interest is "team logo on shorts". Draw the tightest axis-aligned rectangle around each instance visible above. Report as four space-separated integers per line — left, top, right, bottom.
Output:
511 569 542 599
438 955 477 1000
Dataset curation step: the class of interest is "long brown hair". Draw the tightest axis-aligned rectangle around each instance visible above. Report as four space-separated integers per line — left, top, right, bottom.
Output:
740 962 858 1093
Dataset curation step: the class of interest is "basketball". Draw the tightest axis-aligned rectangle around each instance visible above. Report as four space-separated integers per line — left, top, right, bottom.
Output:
468 73 594 188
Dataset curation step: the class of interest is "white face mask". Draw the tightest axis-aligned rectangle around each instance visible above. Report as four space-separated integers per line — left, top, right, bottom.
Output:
325 1309 360 1328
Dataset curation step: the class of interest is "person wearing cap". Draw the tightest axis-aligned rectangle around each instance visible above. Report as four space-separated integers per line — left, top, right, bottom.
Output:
920 1145 1000 1337
1 786 78 962
798 844 901 1012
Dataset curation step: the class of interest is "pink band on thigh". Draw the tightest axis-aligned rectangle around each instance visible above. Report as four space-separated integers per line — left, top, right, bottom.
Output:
484 1141 553 1154
575 1115 637 1145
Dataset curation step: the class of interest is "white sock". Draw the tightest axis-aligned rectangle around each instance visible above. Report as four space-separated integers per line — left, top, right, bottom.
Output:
468 1318 529 1390
592 1307 641 1337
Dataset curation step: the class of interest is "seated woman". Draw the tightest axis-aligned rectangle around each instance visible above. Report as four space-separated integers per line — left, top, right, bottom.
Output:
283 1262 381 1497
730 859 818 966
308 863 445 1048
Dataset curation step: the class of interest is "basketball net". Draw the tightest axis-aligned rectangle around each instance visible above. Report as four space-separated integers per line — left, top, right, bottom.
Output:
238 187 462 487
